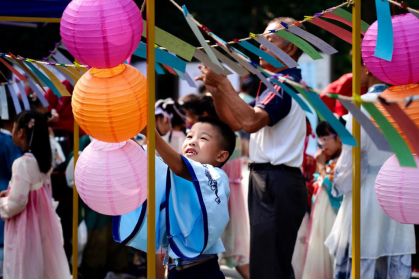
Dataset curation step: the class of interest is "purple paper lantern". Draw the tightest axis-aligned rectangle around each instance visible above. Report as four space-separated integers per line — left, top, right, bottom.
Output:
60 0 143 68
362 13 419 85
375 155 419 224
75 139 147 216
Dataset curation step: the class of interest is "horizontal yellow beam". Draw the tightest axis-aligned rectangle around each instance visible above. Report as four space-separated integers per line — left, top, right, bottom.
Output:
0 16 60 23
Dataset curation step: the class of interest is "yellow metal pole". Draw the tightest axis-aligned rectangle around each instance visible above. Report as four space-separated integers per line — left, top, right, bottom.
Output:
352 0 361 278
146 0 156 278
72 122 79 278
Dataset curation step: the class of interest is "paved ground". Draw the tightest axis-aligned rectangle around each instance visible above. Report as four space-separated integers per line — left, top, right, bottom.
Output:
221 265 242 279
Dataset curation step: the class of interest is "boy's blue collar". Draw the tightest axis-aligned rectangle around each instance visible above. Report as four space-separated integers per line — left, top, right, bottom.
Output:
367 84 388 94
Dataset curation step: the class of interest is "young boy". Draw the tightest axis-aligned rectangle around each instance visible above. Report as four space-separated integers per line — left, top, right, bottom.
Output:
113 117 236 278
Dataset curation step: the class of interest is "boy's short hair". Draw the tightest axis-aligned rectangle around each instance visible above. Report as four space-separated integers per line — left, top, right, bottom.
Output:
197 117 236 166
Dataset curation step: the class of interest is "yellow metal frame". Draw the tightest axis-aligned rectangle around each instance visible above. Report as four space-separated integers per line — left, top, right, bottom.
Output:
146 0 156 278
0 2 365 278
72 123 79 278
352 0 361 278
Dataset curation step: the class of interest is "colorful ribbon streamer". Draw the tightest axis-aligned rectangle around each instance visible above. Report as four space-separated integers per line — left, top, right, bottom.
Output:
374 0 394 61
212 47 249 76
275 30 323 60
309 17 353 44
363 102 416 167
193 49 230 75
182 5 223 70
238 40 284 68
255 35 299 68
378 98 419 156
7 83 22 114
16 81 30 110
296 88 357 146
0 85 9 120
340 99 391 151
286 25 338 55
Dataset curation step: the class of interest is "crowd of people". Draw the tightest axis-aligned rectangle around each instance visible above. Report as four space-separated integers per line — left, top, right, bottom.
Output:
0 15 418 279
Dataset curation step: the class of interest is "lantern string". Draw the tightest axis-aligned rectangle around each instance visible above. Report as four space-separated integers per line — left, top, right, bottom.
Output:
0 52 88 68
1 52 418 106
1 0 415 69
386 0 419 16
275 73 419 106
141 0 146 14
169 0 354 49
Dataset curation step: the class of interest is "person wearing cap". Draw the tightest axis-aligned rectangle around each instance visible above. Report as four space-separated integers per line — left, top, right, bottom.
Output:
155 98 186 153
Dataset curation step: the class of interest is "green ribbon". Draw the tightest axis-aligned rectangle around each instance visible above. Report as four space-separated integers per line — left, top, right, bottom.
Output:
331 7 370 33
25 61 61 97
275 30 322 60
363 103 416 167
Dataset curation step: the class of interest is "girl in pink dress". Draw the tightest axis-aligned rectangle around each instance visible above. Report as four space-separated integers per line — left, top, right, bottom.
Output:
0 111 71 278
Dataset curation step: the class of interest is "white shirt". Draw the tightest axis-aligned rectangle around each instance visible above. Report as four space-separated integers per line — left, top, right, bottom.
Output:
249 99 306 167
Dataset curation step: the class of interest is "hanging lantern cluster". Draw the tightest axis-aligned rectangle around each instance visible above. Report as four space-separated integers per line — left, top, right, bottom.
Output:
362 13 419 224
61 0 148 215
375 155 419 224
362 13 419 86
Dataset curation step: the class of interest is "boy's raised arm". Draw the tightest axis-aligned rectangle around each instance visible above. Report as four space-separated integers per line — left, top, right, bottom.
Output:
155 131 192 181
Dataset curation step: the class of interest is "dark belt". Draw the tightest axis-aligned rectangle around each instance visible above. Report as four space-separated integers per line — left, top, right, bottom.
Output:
249 162 301 173
168 255 217 271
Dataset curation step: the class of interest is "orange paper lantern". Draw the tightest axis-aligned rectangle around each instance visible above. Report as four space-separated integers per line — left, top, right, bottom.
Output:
72 64 147 142
375 84 419 144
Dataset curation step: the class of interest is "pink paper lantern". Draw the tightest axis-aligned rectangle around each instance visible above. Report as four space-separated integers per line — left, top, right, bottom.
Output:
375 155 419 224
60 0 142 68
75 139 147 215
361 13 419 85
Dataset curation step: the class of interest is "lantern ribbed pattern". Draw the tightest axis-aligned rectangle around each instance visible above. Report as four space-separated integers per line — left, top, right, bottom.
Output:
361 13 419 85
72 64 147 143
60 0 143 68
75 139 148 216
375 154 419 224
375 84 419 146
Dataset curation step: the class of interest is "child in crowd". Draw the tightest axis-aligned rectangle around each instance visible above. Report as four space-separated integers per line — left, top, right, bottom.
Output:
0 94 22 277
179 94 217 129
0 111 70 278
302 121 343 278
114 117 236 278
155 98 186 153
325 66 415 278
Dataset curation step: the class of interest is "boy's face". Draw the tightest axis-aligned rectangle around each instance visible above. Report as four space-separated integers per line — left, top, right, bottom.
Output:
182 122 228 166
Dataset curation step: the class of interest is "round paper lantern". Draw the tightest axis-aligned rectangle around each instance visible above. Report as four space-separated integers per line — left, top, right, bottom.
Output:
362 13 419 85
375 154 419 224
72 64 147 142
60 0 142 68
375 84 419 145
75 139 147 215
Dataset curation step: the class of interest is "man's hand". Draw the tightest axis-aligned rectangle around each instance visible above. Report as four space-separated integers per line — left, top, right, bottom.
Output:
196 65 229 94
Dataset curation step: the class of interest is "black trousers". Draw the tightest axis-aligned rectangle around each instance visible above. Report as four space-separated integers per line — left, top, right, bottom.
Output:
168 257 225 279
248 163 308 279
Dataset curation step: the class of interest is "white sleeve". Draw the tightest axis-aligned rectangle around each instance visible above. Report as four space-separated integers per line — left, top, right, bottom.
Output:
333 116 369 196
0 157 34 219
65 156 75 187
